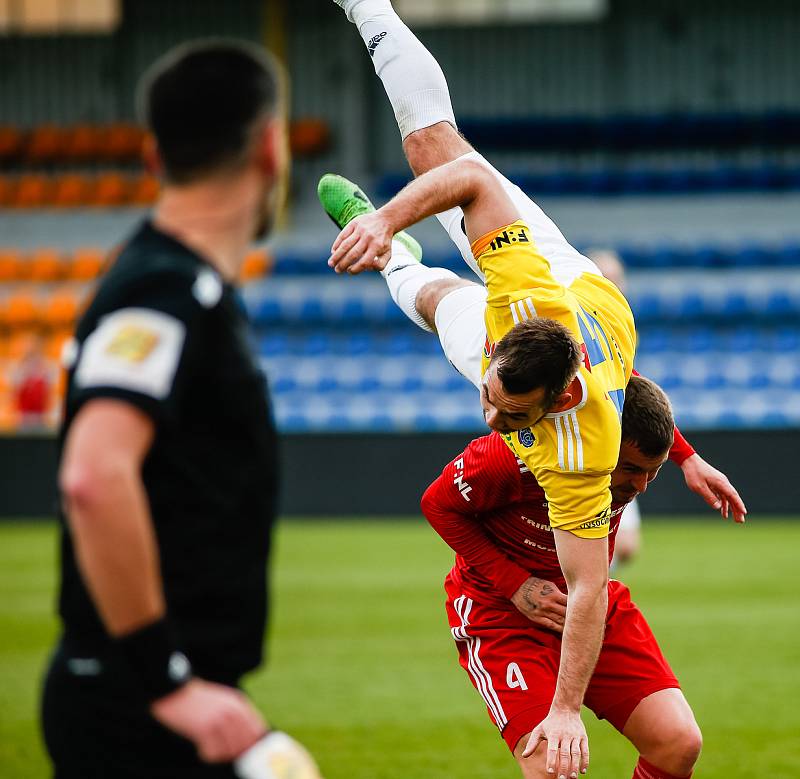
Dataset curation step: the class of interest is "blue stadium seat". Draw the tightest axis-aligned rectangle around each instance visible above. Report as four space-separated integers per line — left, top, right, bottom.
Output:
685 327 715 352
254 299 282 326
702 373 727 390
725 327 759 353
299 299 325 323
733 243 772 268
259 333 290 355
631 293 662 323
772 328 800 350
716 411 744 427
300 334 330 356
676 293 707 321
386 332 417 355
344 333 373 355
720 292 751 320
777 243 800 267
692 245 722 268
356 376 382 392
272 375 297 393
764 292 797 319
637 327 670 353
400 376 424 393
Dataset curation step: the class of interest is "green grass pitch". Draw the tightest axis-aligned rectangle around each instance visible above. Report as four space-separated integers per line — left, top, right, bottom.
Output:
1 517 799 778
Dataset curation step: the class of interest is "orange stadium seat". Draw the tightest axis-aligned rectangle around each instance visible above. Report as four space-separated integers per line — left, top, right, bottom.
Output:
45 330 73 361
69 247 106 281
0 126 23 161
0 397 18 432
129 173 159 205
0 175 16 207
0 250 23 282
28 248 64 282
91 172 129 206
13 174 54 208
25 124 66 164
53 173 93 208
6 329 38 360
3 290 40 329
240 249 272 281
0 367 10 396
290 119 331 157
103 123 147 162
42 288 80 329
63 124 105 163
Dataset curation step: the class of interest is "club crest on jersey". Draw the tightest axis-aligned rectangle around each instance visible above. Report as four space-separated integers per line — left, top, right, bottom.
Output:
483 336 496 359
517 427 534 448
105 325 160 363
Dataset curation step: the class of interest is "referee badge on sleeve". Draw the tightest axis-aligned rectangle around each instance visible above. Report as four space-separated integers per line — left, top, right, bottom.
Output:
75 308 186 399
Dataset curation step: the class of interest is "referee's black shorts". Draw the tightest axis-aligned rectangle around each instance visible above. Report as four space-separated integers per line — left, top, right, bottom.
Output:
42 644 238 779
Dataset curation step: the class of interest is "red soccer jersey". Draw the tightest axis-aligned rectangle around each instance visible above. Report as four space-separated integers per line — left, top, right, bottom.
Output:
421 432 627 609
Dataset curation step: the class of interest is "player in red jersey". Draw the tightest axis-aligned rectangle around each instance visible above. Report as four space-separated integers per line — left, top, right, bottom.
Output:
422 376 706 779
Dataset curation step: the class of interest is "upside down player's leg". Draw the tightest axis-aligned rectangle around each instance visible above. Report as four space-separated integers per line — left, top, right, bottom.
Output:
316 170 497 391
336 0 601 286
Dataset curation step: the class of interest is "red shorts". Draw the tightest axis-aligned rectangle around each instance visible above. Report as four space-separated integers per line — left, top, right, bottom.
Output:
445 574 680 753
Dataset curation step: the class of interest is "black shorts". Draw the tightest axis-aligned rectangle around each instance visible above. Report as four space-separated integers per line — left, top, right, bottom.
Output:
42 645 238 779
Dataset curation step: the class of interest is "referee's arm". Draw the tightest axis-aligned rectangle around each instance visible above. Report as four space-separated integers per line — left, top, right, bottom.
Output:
61 399 161 634
60 398 266 763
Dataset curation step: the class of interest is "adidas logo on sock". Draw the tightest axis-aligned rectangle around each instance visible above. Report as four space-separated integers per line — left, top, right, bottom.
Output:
367 31 387 57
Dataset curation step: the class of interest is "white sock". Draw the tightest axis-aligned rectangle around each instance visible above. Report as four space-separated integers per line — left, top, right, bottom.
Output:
381 240 457 332
339 0 456 139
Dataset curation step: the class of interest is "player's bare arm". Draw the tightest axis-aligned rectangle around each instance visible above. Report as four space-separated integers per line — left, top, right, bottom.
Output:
680 454 747 523
522 530 608 779
60 399 265 763
639 370 748 523
328 156 519 274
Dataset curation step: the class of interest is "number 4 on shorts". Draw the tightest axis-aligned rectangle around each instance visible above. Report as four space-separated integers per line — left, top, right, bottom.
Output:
507 662 528 691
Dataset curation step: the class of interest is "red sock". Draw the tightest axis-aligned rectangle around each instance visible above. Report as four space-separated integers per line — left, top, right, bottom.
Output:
632 756 692 779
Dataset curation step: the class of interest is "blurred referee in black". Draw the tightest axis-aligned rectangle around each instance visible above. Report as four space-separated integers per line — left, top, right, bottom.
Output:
42 40 288 778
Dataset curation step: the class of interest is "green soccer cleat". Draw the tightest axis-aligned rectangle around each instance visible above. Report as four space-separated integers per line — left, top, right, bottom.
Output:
317 173 423 262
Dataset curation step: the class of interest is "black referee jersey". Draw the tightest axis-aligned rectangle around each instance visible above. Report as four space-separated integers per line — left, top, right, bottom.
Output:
55 220 278 684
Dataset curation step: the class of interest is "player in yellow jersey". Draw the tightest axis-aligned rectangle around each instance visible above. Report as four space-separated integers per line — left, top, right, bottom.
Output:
326 3 745 778
328 153 630 778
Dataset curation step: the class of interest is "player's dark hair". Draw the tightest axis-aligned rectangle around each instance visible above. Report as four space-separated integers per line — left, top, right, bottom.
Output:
621 375 674 457
491 318 582 409
137 39 281 184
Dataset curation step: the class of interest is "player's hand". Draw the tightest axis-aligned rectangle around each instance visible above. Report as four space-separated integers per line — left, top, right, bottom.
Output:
150 679 267 763
680 453 747 523
328 212 393 274
510 576 567 632
523 708 589 779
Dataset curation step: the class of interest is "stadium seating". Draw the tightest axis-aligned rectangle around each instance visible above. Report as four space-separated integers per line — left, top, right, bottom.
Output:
378 164 800 199
5 239 797 432
2 248 798 431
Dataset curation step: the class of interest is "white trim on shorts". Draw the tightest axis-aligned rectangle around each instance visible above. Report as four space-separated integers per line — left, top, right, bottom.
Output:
451 595 508 729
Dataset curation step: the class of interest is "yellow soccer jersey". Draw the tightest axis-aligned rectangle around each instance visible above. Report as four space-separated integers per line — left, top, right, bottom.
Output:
473 221 637 539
